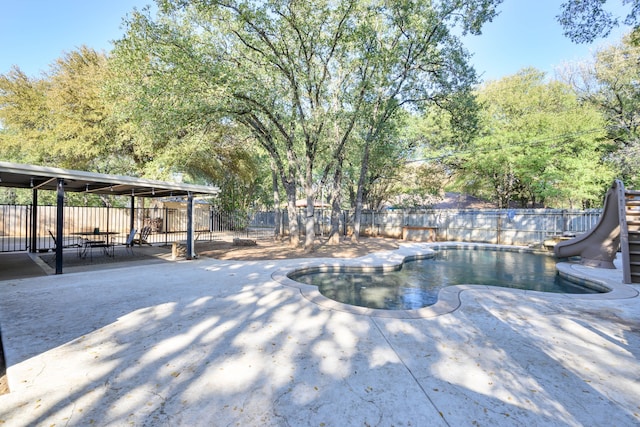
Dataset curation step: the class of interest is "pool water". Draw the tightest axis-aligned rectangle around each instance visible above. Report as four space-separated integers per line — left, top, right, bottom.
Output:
289 249 601 310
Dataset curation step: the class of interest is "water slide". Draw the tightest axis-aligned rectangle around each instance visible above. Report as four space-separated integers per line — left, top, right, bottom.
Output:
554 180 627 269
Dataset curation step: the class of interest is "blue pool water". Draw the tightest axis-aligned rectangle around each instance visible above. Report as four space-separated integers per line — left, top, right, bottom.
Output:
289 248 601 310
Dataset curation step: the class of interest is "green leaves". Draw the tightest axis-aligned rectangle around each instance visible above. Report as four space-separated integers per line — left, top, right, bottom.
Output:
589 35 640 186
1 0 503 216
0 47 131 173
557 0 640 44
457 68 615 207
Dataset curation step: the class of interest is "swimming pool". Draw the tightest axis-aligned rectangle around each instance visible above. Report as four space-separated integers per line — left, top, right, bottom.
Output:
288 248 602 310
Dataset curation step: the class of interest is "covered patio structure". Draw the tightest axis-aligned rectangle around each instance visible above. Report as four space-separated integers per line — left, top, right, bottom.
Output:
0 161 220 274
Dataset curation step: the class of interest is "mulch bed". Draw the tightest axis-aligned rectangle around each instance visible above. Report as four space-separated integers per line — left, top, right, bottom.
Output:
194 237 400 260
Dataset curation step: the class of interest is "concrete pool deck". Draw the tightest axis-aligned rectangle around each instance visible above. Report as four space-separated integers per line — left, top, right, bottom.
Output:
0 243 639 426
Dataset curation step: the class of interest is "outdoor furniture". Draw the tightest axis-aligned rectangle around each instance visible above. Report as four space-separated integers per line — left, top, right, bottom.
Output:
48 230 81 251
47 230 89 265
133 226 152 246
401 226 438 242
113 228 137 256
47 230 59 264
83 239 114 260
73 231 118 260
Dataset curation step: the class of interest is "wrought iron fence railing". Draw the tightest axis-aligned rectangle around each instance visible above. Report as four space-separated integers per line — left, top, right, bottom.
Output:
0 205 277 252
0 205 602 252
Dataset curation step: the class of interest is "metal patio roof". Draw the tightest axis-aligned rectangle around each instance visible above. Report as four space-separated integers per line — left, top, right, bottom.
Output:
0 161 220 197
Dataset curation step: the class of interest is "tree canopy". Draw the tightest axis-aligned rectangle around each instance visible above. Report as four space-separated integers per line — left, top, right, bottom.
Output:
112 0 501 248
558 0 640 44
562 34 640 188
455 68 615 208
0 47 121 171
4 0 638 221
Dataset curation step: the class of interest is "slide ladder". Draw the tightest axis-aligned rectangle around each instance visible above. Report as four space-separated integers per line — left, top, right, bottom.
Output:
624 189 640 283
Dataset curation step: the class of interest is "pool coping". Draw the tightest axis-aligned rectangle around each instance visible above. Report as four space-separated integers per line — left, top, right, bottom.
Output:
271 242 640 319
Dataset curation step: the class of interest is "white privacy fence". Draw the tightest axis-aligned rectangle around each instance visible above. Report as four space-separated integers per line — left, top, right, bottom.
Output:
283 208 602 246
353 209 601 245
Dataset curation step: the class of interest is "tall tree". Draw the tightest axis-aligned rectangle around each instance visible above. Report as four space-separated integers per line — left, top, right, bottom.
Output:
0 67 50 163
458 68 615 208
115 0 501 250
0 47 132 174
108 9 265 202
562 34 640 187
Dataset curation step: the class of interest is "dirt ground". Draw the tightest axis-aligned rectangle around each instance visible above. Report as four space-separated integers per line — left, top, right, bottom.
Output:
0 237 402 395
194 236 401 260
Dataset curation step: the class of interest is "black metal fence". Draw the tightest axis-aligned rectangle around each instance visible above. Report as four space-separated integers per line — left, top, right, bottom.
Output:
0 205 30 252
0 205 276 252
0 205 602 252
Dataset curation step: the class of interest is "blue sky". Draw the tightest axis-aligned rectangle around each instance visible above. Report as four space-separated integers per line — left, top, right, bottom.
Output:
464 0 631 82
0 0 633 81
0 0 151 76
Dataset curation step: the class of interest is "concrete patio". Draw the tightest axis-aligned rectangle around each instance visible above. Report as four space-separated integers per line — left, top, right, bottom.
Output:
0 243 639 426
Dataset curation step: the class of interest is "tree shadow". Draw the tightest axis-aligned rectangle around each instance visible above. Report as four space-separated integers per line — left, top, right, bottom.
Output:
1 260 639 425
0 260 441 425
376 288 640 425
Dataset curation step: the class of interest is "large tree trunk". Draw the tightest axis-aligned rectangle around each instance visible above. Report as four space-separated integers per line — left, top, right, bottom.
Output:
284 181 299 247
271 164 282 239
328 153 344 245
304 188 315 252
352 140 371 242
303 161 315 252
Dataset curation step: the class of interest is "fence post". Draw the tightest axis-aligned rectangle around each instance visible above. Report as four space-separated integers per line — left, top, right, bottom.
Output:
186 193 194 259
164 207 169 246
129 196 135 233
30 190 38 252
55 179 64 274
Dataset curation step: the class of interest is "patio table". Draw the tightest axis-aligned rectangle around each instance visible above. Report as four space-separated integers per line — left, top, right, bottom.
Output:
72 231 120 259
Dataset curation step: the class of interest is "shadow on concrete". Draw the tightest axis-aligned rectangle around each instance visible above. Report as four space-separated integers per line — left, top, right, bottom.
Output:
0 253 47 280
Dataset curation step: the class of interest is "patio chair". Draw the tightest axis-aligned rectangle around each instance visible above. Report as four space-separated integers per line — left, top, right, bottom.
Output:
133 226 152 246
83 237 113 260
47 230 60 265
48 230 86 263
48 230 81 250
113 228 137 256
48 230 57 251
